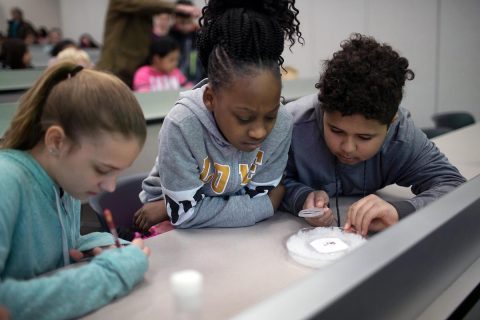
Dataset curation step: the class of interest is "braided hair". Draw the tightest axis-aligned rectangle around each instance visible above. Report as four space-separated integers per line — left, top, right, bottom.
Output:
197 0 303 90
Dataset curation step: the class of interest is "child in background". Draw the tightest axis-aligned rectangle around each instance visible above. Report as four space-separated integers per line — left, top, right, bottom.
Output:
0 62 150 319
134 0 303 230
78 33 99 49
152 12 173 38
0 38 31 69
283 34 466 236
169 0 205 85
133 36 190 92
54 47 94 68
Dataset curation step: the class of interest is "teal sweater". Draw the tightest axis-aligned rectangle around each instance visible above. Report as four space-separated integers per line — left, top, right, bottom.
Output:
0 150 148 320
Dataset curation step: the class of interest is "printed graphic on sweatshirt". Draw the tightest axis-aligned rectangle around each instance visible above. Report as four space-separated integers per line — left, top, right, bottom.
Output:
164 150 280 225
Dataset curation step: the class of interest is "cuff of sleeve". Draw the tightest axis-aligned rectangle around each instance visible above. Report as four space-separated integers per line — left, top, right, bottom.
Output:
390 200 416 219
254 195 275 223
94 245 148 289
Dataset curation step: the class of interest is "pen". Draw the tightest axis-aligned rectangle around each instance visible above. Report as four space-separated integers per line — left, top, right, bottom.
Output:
103 208 121 248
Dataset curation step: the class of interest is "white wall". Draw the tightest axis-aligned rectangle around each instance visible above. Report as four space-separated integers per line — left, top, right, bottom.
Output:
59 0 108 45
438 0 480 120
2 0 478 127
280 0 480 127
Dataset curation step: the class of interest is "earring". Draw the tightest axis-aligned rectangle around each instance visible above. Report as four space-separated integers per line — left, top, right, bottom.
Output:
48 148 59 156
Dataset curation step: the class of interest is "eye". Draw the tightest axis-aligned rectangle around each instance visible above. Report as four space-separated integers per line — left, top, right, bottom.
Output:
265 113 277 121
330 127 343 134
237 116 252 124
94 167 111 175
358 135 373 141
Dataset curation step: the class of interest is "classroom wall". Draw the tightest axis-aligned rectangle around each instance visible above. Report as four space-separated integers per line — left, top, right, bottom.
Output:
2 0 478 127
59 0 108 45
281 0 480 127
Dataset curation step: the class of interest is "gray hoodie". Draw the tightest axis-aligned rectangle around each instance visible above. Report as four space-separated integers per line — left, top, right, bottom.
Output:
140 80 293 228
283 94 466 218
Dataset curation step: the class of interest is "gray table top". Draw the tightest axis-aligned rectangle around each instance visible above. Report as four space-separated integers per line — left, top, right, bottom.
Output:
82 211 315 320
0 69 45 92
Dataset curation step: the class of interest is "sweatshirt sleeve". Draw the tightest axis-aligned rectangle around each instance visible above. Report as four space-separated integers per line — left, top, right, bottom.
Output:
0 245 148 320
157 118 274 228
388 124 466 218
282 144 315 215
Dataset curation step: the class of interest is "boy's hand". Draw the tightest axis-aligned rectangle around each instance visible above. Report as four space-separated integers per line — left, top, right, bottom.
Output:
302 191 334 227
268 183 285 211
134 201 169 233
344 194 399 236
303 190 329 210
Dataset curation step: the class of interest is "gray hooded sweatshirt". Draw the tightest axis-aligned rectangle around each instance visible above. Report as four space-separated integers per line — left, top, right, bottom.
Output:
283 94 466 218
140 80 293 228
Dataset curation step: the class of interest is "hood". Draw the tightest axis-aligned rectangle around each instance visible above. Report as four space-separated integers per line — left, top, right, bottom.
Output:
176 79 233 150
2 149 75 266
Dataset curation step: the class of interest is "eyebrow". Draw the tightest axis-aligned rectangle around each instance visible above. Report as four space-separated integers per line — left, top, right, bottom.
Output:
328 123 377 136
96 162 121 171
234 104 280 114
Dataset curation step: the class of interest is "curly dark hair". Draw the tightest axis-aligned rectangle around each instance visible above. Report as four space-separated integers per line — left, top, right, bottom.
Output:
317 33 415 124
197 0 303 90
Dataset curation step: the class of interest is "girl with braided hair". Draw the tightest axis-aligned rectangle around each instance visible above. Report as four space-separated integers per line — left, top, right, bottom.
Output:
135 0 303 230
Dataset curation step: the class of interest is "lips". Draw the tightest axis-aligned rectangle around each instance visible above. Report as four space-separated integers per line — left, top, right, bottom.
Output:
243 141 262 149
338 154 356 163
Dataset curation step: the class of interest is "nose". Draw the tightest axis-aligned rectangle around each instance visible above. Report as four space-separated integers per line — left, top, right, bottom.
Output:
248 123 267 141
100 176 116 193
340 137 356 154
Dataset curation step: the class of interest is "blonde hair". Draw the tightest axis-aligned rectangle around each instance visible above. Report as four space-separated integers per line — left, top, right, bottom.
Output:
56 47 93 68
1 61 146 150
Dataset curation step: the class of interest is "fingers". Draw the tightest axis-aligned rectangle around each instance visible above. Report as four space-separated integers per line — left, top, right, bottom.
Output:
347 196 376 236
345 195 400 236
143 246 151 257
305 209 334 227
91 247 103 256
314 191 329 208
303 192 315 210
131 238 151 257
69 249 84 262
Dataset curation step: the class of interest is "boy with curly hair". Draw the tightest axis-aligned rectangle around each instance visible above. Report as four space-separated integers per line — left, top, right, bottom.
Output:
283 33 465 236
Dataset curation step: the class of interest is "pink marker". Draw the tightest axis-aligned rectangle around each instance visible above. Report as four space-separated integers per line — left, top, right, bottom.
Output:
104 208 121 248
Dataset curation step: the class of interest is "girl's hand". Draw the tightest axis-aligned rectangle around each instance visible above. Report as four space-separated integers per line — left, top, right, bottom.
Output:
268 183 285 211
134 201 169 233
0 306 10 320
131 238 151 256
69 247 103 262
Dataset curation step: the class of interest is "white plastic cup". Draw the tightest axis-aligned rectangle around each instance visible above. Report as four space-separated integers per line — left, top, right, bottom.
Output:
170 269 204 315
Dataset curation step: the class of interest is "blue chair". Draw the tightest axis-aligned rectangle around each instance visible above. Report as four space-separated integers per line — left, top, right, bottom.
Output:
88 172 148 239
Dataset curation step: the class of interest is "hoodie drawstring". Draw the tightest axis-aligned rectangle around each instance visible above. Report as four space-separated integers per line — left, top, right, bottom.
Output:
334 160 367 227
53 186 70 266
